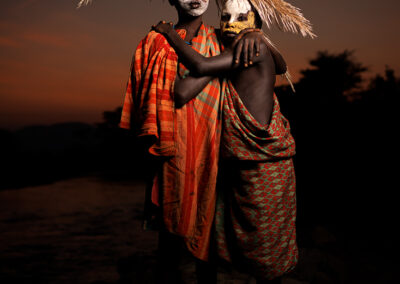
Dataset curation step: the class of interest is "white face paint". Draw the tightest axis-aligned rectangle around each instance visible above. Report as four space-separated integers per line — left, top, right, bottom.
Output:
177 0 210 17
220 0 256 35
221 0 251 23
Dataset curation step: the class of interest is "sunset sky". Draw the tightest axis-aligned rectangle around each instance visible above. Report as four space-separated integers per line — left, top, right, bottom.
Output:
1 0 399 130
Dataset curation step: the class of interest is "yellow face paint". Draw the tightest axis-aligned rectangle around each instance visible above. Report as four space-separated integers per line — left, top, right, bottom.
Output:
220 11 256 35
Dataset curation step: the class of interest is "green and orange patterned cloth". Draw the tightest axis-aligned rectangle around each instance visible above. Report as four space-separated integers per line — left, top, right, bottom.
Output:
120 24 223 261
215 80 298 279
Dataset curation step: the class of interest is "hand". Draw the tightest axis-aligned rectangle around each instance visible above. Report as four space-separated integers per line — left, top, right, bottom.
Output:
152 21 174 35
232 28 263 67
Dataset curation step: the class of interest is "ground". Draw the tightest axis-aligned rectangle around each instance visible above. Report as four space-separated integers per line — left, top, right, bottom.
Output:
0 176 395 283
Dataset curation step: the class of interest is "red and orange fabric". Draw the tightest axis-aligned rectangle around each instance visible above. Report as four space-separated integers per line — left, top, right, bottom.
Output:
215 80 298 279
120 24 223 261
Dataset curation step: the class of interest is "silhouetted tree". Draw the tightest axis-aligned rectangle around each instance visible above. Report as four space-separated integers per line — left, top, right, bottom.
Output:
98 107 123 130
362 67 400 106
276 50 389 228
295 50 368 106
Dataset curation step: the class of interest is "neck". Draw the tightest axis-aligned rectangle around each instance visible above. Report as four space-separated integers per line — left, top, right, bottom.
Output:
221 37 235 50
175 13 203 41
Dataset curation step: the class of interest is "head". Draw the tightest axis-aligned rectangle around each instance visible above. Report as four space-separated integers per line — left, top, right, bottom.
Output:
218 0 262 40
169 0 210 17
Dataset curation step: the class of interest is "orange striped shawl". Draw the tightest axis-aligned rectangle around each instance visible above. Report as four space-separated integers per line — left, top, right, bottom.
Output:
120 25 223 261
120 29 188 155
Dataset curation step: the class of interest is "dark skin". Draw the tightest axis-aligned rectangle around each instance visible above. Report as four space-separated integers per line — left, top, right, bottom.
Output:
154 10 287 125
154 2 270 284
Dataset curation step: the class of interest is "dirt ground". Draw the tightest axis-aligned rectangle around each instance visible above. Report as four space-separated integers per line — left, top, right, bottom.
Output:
0 176 396 284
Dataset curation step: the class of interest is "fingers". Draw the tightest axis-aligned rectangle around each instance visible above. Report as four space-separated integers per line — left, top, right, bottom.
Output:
255 37 261 57
248 39 254 65
235 29 264 66
234 40 244 65
237 29 249 37
232 32 244 47
151 21 174 32
242 39 249 67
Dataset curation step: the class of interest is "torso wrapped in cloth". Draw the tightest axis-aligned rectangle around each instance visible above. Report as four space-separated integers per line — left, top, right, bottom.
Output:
215 79 298 280
120 25 223 261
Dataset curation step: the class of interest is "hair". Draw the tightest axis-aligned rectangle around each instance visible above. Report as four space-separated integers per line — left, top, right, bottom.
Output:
252 5 263 29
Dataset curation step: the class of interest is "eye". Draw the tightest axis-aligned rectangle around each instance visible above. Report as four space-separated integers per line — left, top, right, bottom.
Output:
221 14 230 22
238 13 248 21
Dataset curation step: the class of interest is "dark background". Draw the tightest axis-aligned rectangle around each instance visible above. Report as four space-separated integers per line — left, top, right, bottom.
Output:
1 0 399 283
1 49 399 284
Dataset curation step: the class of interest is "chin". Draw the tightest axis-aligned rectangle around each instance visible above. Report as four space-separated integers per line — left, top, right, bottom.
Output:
187 10 206 17
222 34 236 45
222 31 238 39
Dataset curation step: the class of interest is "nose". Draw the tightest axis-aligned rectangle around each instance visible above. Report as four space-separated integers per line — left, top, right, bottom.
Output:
226 15 235 24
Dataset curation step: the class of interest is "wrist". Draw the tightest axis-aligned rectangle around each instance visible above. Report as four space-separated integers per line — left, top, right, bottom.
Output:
166 29 174 37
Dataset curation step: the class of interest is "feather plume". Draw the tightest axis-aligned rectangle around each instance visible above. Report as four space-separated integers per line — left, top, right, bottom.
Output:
249 0 315 38
282 69 295 92
77 0 92 9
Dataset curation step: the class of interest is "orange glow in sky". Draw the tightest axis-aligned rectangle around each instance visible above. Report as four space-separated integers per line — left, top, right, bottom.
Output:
1 0 399 129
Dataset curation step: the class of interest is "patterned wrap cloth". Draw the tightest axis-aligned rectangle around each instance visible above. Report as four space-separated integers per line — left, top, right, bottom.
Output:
215 80 298 279
120 24 223 261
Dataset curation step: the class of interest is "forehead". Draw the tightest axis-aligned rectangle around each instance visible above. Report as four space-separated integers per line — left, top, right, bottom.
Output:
222 0 251 14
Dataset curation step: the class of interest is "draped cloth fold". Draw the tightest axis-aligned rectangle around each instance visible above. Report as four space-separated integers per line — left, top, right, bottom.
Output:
215 80 298 279
120 29 185 156
120 24 223 261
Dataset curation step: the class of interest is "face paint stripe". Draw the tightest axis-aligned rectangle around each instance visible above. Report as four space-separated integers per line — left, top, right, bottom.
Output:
177 0 210 17
221 11 256 35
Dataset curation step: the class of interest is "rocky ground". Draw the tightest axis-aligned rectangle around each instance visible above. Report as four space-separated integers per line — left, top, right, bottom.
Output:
0 176 396 284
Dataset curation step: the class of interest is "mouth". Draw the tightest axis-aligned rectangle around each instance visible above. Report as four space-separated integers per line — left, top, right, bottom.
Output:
189 1 201 9
223 31 238 38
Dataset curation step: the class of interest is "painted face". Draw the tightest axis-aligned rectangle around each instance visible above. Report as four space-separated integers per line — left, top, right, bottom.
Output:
177 0 210 17
220 0 256 35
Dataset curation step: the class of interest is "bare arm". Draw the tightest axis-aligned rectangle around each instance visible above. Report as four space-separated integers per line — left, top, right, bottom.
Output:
174 75 213 108
153 22 238 76
232 31 287 74
269 44 287 74
174 41 277 108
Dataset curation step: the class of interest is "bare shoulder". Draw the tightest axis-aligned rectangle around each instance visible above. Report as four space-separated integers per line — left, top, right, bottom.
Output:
258 41 273 59
249 41 273 67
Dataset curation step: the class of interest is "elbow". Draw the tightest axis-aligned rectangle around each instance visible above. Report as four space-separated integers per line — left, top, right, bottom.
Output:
174 90 187 108
275 57 287 75
175 99 185 108
276 64 287 75
192 62 207 77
